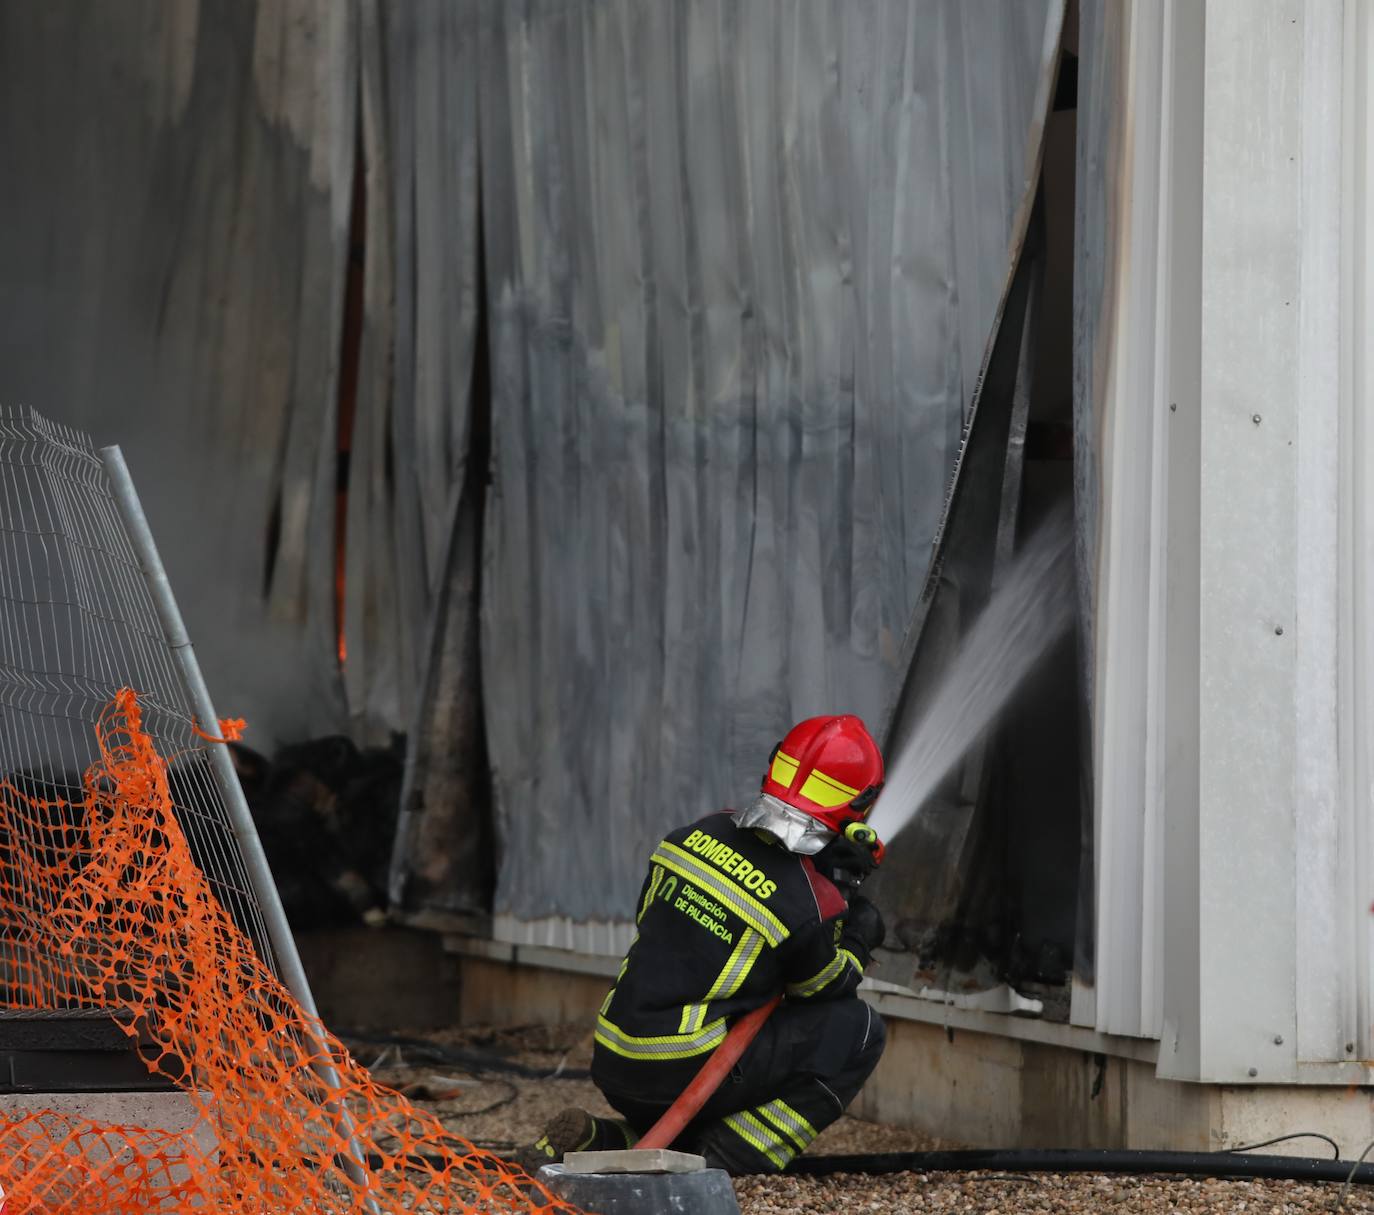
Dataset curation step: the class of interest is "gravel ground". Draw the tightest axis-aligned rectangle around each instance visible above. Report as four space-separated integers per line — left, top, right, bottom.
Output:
735 1171 1374 1213
349 1023 1374 1213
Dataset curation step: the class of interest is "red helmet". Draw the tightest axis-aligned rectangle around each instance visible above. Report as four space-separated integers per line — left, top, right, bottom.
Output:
761 715 884 833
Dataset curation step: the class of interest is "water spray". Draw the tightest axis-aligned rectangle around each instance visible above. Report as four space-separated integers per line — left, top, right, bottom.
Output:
869 511 1075 844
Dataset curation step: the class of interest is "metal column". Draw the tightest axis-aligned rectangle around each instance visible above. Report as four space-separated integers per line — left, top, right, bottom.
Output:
99 444 378 1209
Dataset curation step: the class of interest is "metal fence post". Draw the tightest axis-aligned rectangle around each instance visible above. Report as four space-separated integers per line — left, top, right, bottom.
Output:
99 445 378 1209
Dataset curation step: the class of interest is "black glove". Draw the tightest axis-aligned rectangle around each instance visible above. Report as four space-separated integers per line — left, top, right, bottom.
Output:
815 833 881 892
841 893 886 962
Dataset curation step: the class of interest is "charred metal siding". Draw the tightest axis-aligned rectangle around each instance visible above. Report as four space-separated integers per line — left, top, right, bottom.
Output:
475 0 1062 931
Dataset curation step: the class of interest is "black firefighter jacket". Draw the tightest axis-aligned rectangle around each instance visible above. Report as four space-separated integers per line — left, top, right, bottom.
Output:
591 809 873 1091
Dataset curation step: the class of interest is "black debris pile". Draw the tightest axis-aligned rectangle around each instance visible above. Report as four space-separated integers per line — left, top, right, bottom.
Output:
230 735 405 929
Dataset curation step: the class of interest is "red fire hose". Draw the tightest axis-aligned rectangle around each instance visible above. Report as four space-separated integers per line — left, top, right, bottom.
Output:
634 995 782 1152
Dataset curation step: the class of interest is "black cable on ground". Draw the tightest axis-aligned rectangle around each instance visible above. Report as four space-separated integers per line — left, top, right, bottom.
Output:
781 1148 1374 1185
1227 1132 1341 1160
355 1146 1374 1188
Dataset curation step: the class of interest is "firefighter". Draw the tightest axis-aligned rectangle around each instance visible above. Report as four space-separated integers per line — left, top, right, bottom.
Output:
527 714 889 1175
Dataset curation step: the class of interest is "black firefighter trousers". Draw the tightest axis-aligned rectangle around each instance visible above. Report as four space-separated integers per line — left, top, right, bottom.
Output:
595 996 885 1174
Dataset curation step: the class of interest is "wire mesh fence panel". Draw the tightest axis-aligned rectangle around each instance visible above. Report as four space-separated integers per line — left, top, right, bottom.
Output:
0 406 572 1213
0 405 278 991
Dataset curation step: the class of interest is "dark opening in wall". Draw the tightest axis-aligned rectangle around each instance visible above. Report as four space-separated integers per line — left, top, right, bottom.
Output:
390 165 497 922
879 38 1085 1021
333 128 368 669
986 41 1083 1016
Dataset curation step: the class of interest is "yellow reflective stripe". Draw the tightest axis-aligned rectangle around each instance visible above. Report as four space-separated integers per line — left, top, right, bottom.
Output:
770 750 799 786
681 929 765 1034
595 1013 727 1061
759 1099 817 1152
638 866 663 924
707 930 764 1001
799 771 853 809
786 951 847 998
654 843 788 946
810 766 859 798
838 948 865 975
723 1112 791 1169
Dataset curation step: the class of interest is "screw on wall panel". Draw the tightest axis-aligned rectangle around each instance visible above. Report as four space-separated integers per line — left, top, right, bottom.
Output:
1273 1035 1284 1045
1170 403 1178 412
1274 626 1284 635
1348 1043 1356 1053
1252 414 1262 424
1247 1067 1258 1077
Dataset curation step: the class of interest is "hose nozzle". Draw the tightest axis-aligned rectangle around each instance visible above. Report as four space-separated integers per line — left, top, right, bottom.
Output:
843 821 886 866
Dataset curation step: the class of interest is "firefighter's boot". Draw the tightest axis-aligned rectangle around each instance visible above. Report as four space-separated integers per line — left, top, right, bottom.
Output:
520 1107 636 1172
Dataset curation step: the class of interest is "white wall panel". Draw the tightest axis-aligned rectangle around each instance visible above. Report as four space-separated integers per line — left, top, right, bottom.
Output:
1088 0 1173 1040
1337 0 1374 1067
1293 0 1347 1067
1085 0 1374 1082
1193 0 1303 1084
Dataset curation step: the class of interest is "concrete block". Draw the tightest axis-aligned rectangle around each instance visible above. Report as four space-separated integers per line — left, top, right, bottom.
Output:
539 1162 739 1215
0 1090 217 1179
565 1148 706 1174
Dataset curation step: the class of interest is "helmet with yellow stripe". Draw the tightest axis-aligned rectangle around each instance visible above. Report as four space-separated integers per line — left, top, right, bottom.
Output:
760 715 884 834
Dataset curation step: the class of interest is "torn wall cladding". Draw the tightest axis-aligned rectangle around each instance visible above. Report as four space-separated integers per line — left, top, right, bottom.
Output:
0 1 1062 939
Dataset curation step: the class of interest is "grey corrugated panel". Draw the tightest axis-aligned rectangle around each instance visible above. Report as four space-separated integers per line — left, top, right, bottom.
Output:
370 0 490 916
0 0 1066 940
0 2 485 751
0 2 355 749
342 0 483 741
478 0 1060 929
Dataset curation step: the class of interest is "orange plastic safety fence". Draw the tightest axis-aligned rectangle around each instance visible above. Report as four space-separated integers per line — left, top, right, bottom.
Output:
0 691 576 1214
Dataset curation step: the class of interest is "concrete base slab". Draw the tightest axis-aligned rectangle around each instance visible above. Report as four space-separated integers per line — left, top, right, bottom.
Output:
565 1148 707 1174
0 1090 213 1139
297 926 462 1030
446 946 1374 1156
0 1090 217 1177
539 1162 739 1215
851 1016 1374 1157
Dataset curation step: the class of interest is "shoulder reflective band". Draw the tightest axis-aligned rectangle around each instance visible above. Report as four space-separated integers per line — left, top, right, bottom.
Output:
723 1111 793 1170
785 950 848 998
595 1013 727 1061
654 843 788 946
680 929 765 1034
